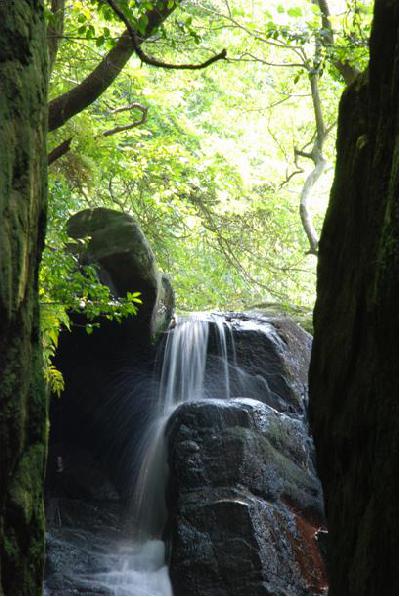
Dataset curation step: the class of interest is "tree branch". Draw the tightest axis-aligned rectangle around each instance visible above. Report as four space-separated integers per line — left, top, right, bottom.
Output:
48 137 73 165
298 156 326 255
48 103 148 165
314 0 359 84
104 0 227 70
48 2 178 132
293 33 333 255
109 101 145 114
103 104 148 136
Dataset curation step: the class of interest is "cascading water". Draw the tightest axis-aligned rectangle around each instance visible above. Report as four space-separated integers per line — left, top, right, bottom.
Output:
131 313 232 540
130 311 288 547
84 314 233 596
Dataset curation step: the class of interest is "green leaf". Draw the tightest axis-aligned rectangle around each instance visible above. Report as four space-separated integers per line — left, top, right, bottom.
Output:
287 7 302 17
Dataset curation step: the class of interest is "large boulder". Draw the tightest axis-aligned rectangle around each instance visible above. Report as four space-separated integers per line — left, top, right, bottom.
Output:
165 314 325 596
226 313 312 414
166 398 327 596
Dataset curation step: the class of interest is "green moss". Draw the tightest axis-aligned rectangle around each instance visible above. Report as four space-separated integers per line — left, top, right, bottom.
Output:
8 445 45 522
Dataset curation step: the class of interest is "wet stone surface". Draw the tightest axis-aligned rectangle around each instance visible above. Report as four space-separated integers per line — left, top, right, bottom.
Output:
167 399 327 596
166 315 327 596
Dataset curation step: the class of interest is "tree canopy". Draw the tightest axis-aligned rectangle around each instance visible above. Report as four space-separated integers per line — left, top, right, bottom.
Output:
42 0 373 386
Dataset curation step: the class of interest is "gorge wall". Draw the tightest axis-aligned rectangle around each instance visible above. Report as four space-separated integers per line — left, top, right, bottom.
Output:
0 2 48 594
309 0 398 594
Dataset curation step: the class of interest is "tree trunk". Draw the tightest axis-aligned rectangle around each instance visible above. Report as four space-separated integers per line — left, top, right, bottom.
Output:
309 0 398 594
0 1 48 594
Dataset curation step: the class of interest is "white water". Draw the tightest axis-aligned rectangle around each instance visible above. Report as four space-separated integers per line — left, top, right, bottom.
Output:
44 312 293 596
44 537 172 596
159 315 211 409
130 312 286 543
88 539 172 596
131 313 232 540
95 314 230 595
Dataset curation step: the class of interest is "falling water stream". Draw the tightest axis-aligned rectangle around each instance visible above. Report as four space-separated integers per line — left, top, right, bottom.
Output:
102 313 239 595
131 314 236 539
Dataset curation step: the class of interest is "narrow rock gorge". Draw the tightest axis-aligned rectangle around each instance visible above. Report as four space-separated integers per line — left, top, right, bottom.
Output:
0 1 397 595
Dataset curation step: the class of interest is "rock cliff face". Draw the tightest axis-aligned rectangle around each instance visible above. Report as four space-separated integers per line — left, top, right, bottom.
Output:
0 2 48 594
167 316 327 596
309 0 398 595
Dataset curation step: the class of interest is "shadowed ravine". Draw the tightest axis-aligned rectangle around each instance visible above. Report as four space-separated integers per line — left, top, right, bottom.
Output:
45 312 327 596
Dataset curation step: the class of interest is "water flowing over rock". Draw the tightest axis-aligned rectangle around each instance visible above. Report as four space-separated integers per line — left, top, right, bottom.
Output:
164 313 327 596
45 311 327 596
44 450 172 596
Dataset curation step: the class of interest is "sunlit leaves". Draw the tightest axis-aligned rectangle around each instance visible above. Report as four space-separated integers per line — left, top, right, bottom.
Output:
45 0 372 323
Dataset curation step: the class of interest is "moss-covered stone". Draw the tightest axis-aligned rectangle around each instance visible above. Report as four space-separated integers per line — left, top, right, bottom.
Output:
0 1 48 594
67 207 175 340
309 1 398 594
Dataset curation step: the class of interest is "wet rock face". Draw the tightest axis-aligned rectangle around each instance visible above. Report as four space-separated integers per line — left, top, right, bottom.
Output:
227 314 312 414
166 315 325 596
44 447 121 596
167 399 327 596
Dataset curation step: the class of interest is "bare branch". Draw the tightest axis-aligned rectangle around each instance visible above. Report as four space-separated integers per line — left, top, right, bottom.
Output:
105 0 227 70
198 3 304 51
223 0 232 18
295 149 313 160
293 33 334 255
299 157 326 255
109 102 146 115
103 104 148 136
228 52 305 68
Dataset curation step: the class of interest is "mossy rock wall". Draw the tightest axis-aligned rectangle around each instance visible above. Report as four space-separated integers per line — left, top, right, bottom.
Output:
309 0 398 594
0 2 48 594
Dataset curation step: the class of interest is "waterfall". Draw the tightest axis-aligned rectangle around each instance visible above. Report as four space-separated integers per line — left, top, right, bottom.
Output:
131 313 233 540
159 315 210 410
44 311 307 596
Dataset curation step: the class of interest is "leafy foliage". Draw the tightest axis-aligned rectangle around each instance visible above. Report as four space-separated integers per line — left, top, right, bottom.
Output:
40 180 142 390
